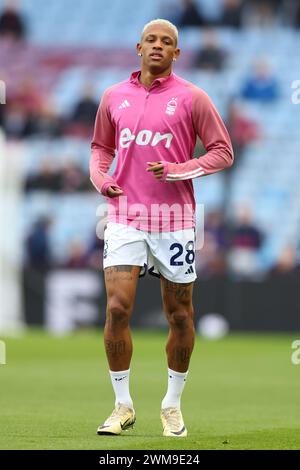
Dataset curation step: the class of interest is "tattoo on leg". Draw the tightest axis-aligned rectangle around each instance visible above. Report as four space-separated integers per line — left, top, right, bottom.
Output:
105 340 126 358
115 266 134 272
164 280 192 301
173 347 191 365
105 266 134 281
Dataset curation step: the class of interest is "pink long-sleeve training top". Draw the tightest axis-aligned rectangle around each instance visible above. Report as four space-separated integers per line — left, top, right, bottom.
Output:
90 70 233 232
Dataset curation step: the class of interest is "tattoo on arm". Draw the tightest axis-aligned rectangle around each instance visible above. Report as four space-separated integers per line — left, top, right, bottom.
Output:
105 340 126 358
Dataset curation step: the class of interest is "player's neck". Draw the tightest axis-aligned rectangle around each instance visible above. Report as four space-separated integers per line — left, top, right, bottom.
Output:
139 67 172 88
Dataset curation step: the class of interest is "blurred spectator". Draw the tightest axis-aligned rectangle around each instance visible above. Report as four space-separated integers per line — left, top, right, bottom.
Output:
241 59 279 102
0 78 4 124
228 205 264 279
0 106 3 128
71 88 98 125
63 240 88 269
63 235 105 270
196 210 229 278
193 29 227 72
4 77 46 139
86 234 104 270
178 0 204 27
244 0 282 27
196 233 226 278
226 100 260 162
294 1 300 28
11 77 43 114
2 103 33 138
220 0 244 28
205 209 229 252
26 217 52 270
32 99 62 138
25 160 61 191
158 0 182 25
60 162 90 192
269 245 300 276
0 0 26 41
25 160 90 193
281 0 300 26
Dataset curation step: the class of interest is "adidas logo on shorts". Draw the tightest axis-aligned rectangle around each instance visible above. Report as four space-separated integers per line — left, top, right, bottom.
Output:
185 266 194 275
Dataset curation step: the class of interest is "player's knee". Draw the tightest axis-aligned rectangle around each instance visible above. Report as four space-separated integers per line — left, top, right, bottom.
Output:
107 300 131 330
169 308 193 330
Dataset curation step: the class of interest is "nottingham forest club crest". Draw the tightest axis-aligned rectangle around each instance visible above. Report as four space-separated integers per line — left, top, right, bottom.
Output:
165 97 178 116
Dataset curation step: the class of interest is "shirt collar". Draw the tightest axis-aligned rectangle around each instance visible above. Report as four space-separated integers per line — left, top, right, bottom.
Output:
129 70 174 89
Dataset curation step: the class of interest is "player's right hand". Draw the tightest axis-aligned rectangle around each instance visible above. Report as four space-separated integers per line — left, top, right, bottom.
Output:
107 186 124 198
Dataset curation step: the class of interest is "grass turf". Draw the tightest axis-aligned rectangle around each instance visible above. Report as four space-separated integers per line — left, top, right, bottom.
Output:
0 330 299 450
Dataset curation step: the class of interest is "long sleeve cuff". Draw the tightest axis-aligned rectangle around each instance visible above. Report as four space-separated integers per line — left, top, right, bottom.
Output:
101 179 122 196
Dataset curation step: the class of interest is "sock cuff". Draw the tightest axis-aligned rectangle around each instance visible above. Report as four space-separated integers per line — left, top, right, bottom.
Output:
109 369 130 376
168 368 188 379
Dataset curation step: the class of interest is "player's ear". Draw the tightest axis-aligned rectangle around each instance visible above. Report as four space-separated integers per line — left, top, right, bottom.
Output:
136 43 142 56
174 48 181 60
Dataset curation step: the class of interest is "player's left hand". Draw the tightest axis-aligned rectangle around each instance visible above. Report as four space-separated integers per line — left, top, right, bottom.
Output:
146 162 164 181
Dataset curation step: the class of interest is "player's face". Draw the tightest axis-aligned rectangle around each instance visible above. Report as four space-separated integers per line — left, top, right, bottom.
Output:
137 25 180 73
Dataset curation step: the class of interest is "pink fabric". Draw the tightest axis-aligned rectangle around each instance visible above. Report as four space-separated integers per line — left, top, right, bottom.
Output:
90 71 233 231
163 87 234 181
90 86 120 195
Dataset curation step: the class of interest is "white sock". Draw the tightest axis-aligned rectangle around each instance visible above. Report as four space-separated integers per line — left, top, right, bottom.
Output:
161 368 188 410
109 369 133 409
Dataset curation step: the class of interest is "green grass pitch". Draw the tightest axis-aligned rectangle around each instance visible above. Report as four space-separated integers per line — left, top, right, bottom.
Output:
0 330 299 450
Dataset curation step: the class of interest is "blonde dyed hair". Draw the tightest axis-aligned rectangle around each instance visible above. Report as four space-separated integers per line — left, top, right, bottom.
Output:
141 19 178 47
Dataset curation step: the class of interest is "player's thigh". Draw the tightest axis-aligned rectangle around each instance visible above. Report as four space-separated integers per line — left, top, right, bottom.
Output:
160 276 194 317
104 265 141 314
103 222 147 311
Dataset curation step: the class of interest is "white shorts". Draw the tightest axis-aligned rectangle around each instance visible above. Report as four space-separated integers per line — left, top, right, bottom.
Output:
103 223 197 284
